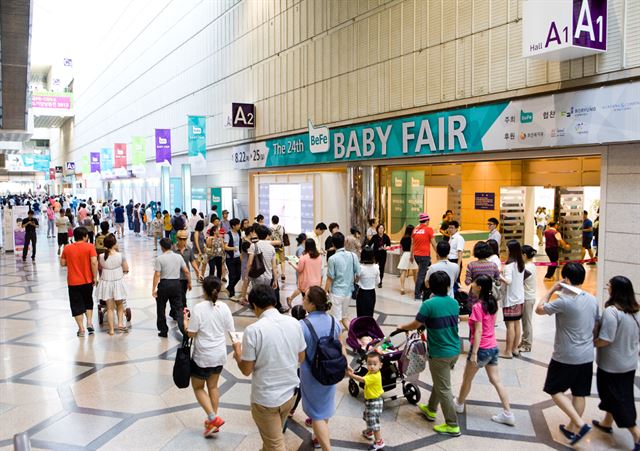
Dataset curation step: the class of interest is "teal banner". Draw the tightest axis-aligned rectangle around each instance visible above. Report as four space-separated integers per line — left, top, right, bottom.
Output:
100 147 113 171
188 115 206 159
169 177 183 211
210 188 222 214
33 154 51 172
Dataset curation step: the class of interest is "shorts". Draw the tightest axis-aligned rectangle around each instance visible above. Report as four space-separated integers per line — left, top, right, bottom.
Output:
58 232 69 246
582 236 592 249
190 360 223 380
275 247 285 263
467 347 499 368
543 359 593 397
330 294 351 321
363 397 383 432
596 367 637 428
68 283 94 317
503 303 523 321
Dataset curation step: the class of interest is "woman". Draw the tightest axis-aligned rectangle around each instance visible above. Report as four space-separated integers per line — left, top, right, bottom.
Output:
205 225 225 280
465 241 500 304
96 234 129 335
192 220 207 280
535 207 548 246
397 225 418 295
454 274 515 426
288 238 322 309
300 286 343 450
500 240 526 359
593 276 640 448
65 208 75 242
163 210 172 238
151 211 163 251
368 224 390 288
133 203 141 236
183 276 234 437
357 246 380 317
46 204 55 238
486 239 502 269
543 221 570 281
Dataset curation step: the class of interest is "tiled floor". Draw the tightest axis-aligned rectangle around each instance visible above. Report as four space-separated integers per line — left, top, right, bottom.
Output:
0 227 635 451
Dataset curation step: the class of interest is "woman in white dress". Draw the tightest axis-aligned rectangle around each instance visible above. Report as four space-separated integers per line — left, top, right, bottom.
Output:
397 225 418 295
96 234 129 335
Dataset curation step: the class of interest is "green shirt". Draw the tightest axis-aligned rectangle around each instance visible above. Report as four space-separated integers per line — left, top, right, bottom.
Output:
416 295 460 358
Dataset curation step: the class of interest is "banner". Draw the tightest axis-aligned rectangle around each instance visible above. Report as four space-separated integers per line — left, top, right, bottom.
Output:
234 82 640 170
90 152 101 173
210 188 223 215
49 168 55 180
131 137 146 166
12 206 29 254
155 129 172 165
114 143 127 168
100 147 113 172
33 154 51 172
80 154 90 174
188 116 206 159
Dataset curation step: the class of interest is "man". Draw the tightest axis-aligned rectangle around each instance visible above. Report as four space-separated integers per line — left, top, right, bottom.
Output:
345 227 362 255
152 237 192 337
398 271 461 437
220 210 231 234
126 199 134 230
544 221 570 281
21 210 39 261
439 210 454 241
581 210 595 263
175 230 201 317
425 242 459 298
56 209 71 256
210 204 219 221
447 221 465 290
60 227 98 337
171 208 186 243
535 263 599 445
324 222 340 260
269 215 286 281
188 208 200 235
114 203 126 238
411 213 437 301
325 232 360 331
487 217 501 245
224 218 242 300
310 222 328 255
232 285 305 451
244 225 278 291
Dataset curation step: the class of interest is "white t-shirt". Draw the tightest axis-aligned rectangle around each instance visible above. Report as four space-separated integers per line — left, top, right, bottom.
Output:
248 240 277 284
241 308 306 407
523 261 536 301
188 215 200 233
55 215 70 232
448 232 465 260
502 261 525 307
188 300 235 368
358 263 380 290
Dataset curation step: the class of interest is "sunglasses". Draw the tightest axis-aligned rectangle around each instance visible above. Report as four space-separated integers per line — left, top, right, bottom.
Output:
178 237 187 240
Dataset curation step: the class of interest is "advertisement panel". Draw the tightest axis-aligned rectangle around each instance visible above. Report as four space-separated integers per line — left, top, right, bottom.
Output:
210 188 223 215
188 116 207 159
31 91 73 109
131 137 146 166
12 206 29 254
90 152 101 173
114 143 127 168
100 147 113 172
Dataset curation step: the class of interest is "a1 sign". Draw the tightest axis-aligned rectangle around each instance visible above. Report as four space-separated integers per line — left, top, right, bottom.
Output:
523 0 607 60
225 103 255 128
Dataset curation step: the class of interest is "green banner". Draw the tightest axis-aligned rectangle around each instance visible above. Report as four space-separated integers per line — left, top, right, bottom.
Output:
210 187 222 214
80 154 90 174
131 136 146 165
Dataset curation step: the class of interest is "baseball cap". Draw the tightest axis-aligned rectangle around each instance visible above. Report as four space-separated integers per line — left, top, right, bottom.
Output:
419 213 430 222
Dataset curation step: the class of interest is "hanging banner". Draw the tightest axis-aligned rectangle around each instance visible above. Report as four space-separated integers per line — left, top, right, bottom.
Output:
80 154 90 174
114 143 127 168
155 129 172 165
210 188 223 215
49 168 56 180
131 136 146 166
90 152 101 173
188 116 206 159
32 154 50 172
100 147 113 172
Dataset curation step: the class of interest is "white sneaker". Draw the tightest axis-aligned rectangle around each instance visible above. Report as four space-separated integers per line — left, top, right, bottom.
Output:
453 397 464 414
491 411 516 426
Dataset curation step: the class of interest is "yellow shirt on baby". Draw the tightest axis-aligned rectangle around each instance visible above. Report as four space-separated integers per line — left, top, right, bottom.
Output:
363 371 383 400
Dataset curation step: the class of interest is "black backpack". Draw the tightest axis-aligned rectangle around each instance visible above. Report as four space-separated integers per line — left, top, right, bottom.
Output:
304 317 347 386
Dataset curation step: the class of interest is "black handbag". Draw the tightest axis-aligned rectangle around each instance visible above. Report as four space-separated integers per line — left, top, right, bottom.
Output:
248 243 266 278
350 252 359 300
173 336 192 389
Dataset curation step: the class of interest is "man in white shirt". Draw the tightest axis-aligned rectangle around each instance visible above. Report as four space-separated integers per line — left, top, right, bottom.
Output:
447 221 465 291
426 241 459 298
487 217 501 245
188 208 200 234
232 285 306 451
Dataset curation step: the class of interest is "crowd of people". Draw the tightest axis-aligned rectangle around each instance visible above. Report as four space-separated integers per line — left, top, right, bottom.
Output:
1 192 636 451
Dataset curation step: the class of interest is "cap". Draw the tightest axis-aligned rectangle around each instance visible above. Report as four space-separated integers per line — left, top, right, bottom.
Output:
176 230 189 239
419 213 430 222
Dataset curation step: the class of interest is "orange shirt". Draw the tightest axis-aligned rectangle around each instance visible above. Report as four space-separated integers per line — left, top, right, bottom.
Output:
62 242 97 286
412 224 434 257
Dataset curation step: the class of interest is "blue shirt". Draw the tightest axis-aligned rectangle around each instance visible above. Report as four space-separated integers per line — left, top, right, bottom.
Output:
114 206 125 223
327 249 360 297
582 219 593 239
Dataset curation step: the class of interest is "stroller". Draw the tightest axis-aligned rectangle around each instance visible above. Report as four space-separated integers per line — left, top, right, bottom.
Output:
346 316 421 404
97 300 132 325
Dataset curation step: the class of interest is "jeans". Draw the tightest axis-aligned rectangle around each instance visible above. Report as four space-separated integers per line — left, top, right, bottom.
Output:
208 256 223 279
47 219 55 236
414 255 431 299
427 355 459 427
23 233 36 259
226 256 241 297
156 279 184 335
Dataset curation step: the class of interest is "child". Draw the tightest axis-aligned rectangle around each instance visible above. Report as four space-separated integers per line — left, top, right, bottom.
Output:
519 245 537 352
347 352 385 450
357 246 380 317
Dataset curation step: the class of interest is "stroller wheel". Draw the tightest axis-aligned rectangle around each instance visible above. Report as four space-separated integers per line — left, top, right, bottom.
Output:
125 308 132 322
98 309 104 325
348 379 359 398
403 382 420 404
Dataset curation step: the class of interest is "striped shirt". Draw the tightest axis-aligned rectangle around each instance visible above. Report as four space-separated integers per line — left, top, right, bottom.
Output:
416 295 460 358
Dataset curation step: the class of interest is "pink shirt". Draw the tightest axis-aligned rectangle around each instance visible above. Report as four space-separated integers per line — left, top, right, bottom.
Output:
469 301 497 349
78 208 88 222
296 254 322 293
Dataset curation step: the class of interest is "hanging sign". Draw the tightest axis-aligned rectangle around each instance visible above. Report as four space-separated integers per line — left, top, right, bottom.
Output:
100 147 113 172
114 143 127 168
80 155 90 174
155 129 172 165
90 152 101 173
65 161 76 172
131 137 146 165
188 116 207 159
49 168 56 180
224 103 255 128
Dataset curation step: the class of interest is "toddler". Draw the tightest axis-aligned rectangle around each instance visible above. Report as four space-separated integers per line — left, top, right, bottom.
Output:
348 352 385 450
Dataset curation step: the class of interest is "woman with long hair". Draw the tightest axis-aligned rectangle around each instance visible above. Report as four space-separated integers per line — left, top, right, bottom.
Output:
500 240 526 358
95 234 129 335
288 238 322 309
465 241 500 304
397 225 418 295
357 246 380 317
454 274 515 426
368 224 391 288
65 208 75 242
593 276 640 448
192 219 207 280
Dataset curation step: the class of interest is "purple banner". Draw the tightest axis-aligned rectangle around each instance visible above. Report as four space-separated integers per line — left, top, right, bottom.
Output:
572 0 607 51
155 129 172 164
90 152 101 173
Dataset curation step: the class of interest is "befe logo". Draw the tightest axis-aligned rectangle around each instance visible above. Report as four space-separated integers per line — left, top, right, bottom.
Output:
308 120 330 154
158 137 168 145
520 110 533 123
192 126 202 135
212 196 221 202
411 177 420 187
394 177 403 188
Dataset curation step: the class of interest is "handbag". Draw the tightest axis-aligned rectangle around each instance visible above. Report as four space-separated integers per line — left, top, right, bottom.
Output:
351 252 359 300
248 243 266 278
173 336 192 389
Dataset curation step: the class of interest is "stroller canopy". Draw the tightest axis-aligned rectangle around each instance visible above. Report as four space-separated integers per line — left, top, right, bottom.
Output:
347 316 385 352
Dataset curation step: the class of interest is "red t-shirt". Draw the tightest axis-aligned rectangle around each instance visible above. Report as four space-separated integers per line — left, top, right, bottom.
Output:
62 242 97 286
412 224 434 256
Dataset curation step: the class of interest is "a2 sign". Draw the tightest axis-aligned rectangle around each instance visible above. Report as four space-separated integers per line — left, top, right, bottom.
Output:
224 103 255 128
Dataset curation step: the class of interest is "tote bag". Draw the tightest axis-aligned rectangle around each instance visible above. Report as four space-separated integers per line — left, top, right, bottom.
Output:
173 336 192 389
248 243 266 279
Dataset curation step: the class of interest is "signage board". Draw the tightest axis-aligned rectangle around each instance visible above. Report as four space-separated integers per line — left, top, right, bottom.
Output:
31 91 73 109
522 0 607 60
224 103 255 128
55 166 63 174
210 187 223 214
65 161 75 171
475 193 496 210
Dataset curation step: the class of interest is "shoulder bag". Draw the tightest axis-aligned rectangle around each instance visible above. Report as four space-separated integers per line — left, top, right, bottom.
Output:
351 252 360 300
248 242 266 278
173 336 192 389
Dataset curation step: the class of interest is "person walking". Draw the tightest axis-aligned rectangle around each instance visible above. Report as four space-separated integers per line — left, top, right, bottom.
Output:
183 276 235 436
244 225 278 290
192 220 207 280
152 237 192 337
581 210 595 263
60 227 98 337
205 225 225 279
46 204 55 238
397 225 418 296
176 229 201 309
151 211 163 250
224 219 242 300
447 221 465 291
368 224 390 288
535 207 548 247
288 238 322 309
56 209 70 256
426 242 460 299
21 210 39 261
593 276 640 450
324 222 340 262
126 199 134 231
500 240 526 359
133 203 141 236
543 221 570 281
464 241 500 304
398 271 461 437
356 246 380 317
231 285 306 451
535 263 599 445
114 203 126 238
270 215 287 282
519 245 537 353
96 234 129 335
171 208 186 244
454 274 515 426
325 232 360 332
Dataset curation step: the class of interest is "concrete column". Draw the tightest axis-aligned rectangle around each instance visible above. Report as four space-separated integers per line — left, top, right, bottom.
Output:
347 165 379 233
160 166 170 213
181 164 192 213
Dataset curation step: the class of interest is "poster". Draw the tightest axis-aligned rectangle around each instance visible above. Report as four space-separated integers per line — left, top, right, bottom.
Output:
155 129 172 165
12 206 29 254
210 187 222 215
188 116 206 159
80 154 90 174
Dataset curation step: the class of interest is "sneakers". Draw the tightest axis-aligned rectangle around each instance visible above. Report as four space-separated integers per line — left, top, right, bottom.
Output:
417 403 436 421
491 411 516 426
368 439 385 450
433 423 461 437
453 397 465 414
311 437 321 449
203 416 225 436
362 429 374 440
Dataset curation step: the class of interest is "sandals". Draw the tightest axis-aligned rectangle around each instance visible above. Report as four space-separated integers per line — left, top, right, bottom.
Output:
87 326 95 335
77 330 85 337
591 420 613 434
118 326 128 333
286 297 292 308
